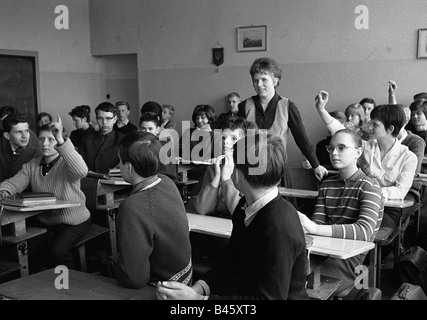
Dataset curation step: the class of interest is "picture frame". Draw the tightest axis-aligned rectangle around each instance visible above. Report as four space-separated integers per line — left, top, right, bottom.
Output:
237 25 267 52
417 29 427 59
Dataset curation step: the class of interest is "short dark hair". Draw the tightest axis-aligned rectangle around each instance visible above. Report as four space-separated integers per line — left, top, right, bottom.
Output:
249 57 282 88
370 104 406 137
192 105 217 126
139 112 161 128
224 116 258 136
2 113 28 133
69 105 91 122
359 97 376 108
118 131 163 178
409 99 427 118
233 133 287 188
140 101 163 125
95 102 116 116
413 92 427 101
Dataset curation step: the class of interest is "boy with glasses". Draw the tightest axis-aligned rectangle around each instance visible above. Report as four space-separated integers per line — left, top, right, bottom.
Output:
79 102 125 173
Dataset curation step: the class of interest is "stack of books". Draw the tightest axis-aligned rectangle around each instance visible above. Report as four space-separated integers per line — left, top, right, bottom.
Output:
108 168 122 178
1 192 57 207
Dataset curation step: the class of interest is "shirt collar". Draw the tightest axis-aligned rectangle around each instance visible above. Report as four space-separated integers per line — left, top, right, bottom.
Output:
398 130 408 143
242 187 279 227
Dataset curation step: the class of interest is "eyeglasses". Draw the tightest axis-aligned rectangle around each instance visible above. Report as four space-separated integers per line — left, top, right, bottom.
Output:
325 144 359 153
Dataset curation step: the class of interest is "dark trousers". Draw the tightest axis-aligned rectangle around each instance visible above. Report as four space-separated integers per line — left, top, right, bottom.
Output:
29 218 91 270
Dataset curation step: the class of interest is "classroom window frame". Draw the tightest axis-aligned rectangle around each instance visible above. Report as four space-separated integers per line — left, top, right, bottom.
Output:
236 25 267 52
417 28 427 59
0 49 40 132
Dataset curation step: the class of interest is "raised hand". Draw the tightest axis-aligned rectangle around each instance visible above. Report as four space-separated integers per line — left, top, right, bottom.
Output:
50 115 65 145
315 90 329 112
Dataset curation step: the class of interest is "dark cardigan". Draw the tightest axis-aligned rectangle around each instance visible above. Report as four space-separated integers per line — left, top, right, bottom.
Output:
205 195 309 300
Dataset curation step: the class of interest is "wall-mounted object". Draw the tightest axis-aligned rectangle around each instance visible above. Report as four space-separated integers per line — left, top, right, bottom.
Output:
212 47 224 66
236 25 267 52
417 29 427 59
212 41 224 66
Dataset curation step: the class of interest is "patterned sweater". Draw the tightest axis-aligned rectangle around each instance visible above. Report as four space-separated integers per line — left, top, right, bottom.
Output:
115 175 193 289
312 169 384 242
0 139 90 226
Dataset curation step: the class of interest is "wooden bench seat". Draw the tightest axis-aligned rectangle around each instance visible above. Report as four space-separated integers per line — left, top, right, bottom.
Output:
73 223 109 273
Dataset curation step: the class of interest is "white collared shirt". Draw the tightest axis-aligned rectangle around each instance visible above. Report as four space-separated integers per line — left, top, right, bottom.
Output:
243 187 279 227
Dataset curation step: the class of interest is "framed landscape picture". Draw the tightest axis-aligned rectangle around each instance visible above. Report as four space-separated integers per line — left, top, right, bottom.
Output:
237 25 267 52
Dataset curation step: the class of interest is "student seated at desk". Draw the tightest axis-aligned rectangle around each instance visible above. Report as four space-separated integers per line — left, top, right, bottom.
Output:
315 91 417 235
156 133 309 300
0 116 91 269
186 116 257 218
79 102 125 174
298 128 384 297
140 111 177 182
0 113 41 184
114 131 192 289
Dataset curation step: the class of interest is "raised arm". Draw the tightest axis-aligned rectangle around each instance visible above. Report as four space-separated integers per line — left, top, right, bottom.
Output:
388 80 397 104
52 115 88 179
314 91 345 135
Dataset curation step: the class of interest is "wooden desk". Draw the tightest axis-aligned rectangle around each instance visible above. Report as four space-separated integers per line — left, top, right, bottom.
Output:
279 187 415 291
308 235 375 260
187 213 232 238
0 268 156 300
1 201 81 276
305 235 374 299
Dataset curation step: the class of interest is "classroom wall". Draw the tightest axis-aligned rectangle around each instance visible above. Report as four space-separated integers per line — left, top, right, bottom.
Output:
2 0 427 168
132 0 427 166
0 0 138 135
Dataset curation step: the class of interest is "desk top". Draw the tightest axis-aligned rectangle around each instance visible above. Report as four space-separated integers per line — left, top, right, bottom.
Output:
0 268 156 300
278 187 414 208
187 213 232 238
0 200 80 212
308 235 375 259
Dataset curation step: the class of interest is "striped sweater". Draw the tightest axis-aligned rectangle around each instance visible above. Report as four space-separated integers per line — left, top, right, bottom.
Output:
312 169 383 242
0 139 90 226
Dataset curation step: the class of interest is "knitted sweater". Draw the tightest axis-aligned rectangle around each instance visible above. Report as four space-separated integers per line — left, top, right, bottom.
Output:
205 195 308 300
0 139 90 226
115 175 193 289
312 169 384 242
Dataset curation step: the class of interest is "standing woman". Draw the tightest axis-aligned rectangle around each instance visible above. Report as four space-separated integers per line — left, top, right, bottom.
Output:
299 128 384 296
237 57 327 185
